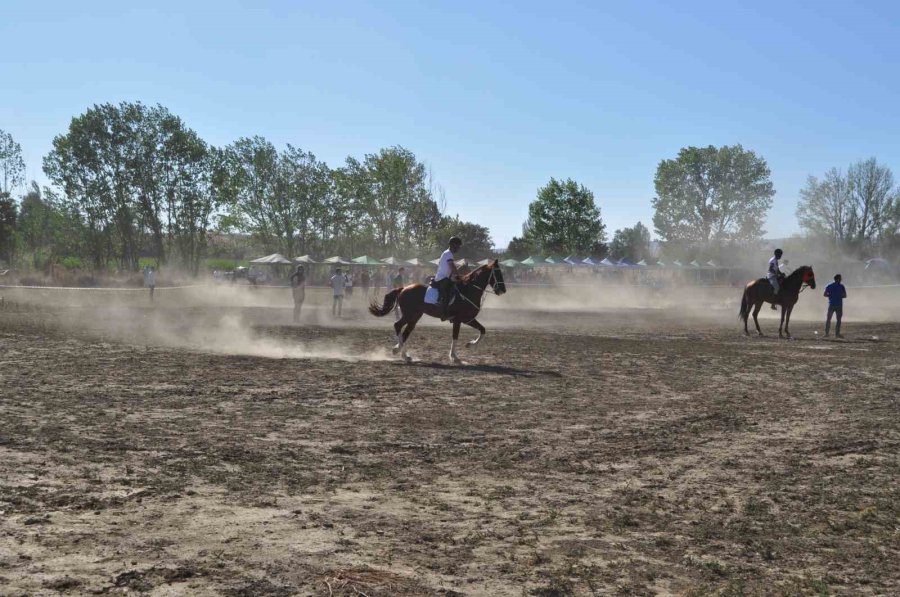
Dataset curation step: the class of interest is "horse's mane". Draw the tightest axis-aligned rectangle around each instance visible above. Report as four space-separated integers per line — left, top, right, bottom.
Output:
461 261 495 284
785 265 812 281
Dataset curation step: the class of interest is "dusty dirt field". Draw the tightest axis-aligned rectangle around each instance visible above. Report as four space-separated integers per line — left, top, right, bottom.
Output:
1 288 898 596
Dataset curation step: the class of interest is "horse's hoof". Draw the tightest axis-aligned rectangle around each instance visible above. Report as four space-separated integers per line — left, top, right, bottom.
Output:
451 357 463 365
404 356 413 364
392 345 400 354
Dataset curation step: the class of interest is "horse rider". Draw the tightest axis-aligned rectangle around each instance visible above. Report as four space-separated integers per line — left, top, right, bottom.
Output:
435 236 462 321
767 248 784 310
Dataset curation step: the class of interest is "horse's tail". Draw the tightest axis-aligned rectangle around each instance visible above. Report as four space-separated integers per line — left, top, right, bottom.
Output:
738 285 751 323
369 289 400 317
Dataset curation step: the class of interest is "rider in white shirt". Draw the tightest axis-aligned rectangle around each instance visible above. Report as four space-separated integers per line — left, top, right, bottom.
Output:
767 248 783 310
434 236 462 320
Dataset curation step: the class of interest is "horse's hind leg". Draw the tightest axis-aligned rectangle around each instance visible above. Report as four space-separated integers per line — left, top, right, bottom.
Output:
392 315 406 354
397 312 422 363
752 302 764 336
464 318 486 347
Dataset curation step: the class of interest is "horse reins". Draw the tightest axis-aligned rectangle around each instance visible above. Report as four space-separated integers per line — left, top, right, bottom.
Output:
457 269 501 323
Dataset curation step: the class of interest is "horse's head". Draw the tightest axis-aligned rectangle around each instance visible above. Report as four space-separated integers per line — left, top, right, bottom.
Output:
801 266 816 289
466 261 507 296
489 260 507 295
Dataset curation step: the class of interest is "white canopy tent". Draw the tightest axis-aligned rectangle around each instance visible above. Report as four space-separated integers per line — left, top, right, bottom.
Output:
249 253 292 265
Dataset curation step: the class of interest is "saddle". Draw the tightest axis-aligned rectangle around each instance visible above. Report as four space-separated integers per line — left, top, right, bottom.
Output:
424 278 460 306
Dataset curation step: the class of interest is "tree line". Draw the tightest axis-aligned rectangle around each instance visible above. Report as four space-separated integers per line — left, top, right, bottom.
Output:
504 144 899 263
2 114 900 272
0 103 492 273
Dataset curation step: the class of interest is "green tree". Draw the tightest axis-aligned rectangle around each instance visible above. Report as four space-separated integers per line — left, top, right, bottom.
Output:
17 182 52 266
166 138 221 274
425 216 494 259
44 104 133 269
505 235 538 260
217 137 282 252
525 178 606 256
0 130 25 194
280 145 333 257
44 102 217 270
610 221 651 261
0 193 17 265
359 146 433 248
652 145 774 248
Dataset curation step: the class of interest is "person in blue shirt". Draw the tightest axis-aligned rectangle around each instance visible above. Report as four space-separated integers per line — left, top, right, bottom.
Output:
823 274 847 338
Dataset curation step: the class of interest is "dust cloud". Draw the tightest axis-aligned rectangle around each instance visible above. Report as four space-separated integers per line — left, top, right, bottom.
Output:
2 279 898 356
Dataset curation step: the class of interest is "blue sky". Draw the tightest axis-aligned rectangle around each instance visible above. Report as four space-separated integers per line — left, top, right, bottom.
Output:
2 0 899 246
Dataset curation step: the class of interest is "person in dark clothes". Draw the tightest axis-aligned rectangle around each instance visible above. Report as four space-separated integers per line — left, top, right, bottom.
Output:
290 265 306 323
823 274 847 338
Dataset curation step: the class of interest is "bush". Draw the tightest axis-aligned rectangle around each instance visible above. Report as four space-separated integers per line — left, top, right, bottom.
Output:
60 257 83 269
206 258 241 272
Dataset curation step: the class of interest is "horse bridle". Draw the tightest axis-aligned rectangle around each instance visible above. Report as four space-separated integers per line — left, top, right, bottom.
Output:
458 268 502 315
798 269 814 292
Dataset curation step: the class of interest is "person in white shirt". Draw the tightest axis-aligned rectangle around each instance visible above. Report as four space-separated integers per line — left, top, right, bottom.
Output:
330 268 345 317
434 236 462 320
143 266 156 302
767 248 783 310
343 270 353 299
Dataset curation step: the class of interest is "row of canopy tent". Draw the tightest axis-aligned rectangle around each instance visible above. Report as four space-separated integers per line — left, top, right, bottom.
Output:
248 253 473 267
504 256 726 269
248 253 729 269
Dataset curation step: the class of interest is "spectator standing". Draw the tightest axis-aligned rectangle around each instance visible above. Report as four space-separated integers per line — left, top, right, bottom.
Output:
824 274 847 338
290 265 306 323
344 270 353 300
143 266 156 302
330 268 345 317
360 269 371 299
392 267 406 321
392 266 406 289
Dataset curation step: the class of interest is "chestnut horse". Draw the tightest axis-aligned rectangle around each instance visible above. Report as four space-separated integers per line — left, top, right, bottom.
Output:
369 261 507 363
739 265 816 338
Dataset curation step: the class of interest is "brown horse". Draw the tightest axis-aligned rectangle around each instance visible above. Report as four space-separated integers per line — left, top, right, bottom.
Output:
739 265 816 338
369 261 507 363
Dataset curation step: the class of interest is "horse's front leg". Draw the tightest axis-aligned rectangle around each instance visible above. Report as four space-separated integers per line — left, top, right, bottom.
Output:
784 305 793 339
450 321 462 364
778 304 786 338
465 318 486 348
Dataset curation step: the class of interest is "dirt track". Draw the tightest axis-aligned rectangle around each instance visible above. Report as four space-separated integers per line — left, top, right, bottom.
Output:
1 296 898 595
